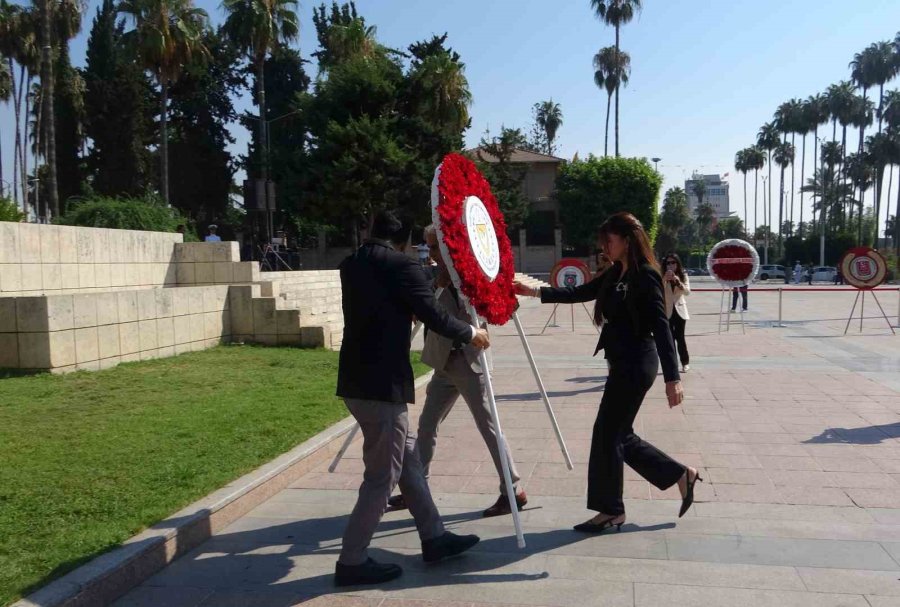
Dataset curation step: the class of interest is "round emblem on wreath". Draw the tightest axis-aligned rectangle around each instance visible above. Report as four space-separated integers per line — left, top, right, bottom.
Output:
430 153 517 325
550 258 592 289
839 247 887 290
706 239 760 287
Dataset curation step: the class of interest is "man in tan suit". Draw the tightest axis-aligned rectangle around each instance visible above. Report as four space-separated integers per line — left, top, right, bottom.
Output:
389 225 527 517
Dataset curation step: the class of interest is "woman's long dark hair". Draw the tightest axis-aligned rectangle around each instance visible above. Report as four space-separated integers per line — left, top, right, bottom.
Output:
663 252 686 283
593 212 661 326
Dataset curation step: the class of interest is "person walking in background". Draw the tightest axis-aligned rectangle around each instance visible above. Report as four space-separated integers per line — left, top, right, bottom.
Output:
662 253 691 372
204 224 222 242
732 283 748 312
416 241 430 266
793 261 803 284
513 212 700 534
335 210 489 586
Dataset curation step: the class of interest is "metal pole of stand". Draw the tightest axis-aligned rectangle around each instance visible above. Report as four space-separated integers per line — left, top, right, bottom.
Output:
860 291 865 333
512 311 574 470
470 304 525 548
870 292 897 335
844 291 861 335
541 304 560 335
718 289 725 334
778 288 784 328
571 303 575 332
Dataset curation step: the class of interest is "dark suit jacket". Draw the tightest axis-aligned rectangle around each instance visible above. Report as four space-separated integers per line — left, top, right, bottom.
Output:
337 240 474 404
539 262 681 383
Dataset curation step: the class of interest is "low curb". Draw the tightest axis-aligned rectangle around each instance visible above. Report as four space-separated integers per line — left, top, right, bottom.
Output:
14 370 435 607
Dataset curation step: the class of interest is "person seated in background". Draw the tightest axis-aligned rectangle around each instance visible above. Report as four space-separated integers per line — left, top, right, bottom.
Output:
205 224 222 243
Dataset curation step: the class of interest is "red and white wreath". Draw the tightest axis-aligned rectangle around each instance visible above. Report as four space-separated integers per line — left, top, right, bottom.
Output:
706 239 760 287
430 153 517 325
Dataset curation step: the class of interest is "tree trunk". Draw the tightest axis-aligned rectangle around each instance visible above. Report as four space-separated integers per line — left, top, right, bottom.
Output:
894 168 899 269
10 58 20 209
34 77 43 219
40 0 59 219
614 24 620 158
743 172 748 238
160 79 169 205
258 60 267 182
768 151 773 257
22 74 31 213
812 127 818 234
753 168 759 240
799 133 806 238
603 93 611 157
790 133 796 235
878 83 885 134
886 165 893 246
778 165 785 259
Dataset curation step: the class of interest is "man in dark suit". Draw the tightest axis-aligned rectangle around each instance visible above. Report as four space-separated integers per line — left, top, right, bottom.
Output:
335 210 490 587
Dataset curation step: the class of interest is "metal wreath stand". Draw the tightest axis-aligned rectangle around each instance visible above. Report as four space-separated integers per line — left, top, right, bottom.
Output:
707 239 760 335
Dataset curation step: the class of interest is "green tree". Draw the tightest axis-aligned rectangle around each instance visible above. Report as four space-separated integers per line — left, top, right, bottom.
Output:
803 94 830 235
745 146 766 238
656 186 689 255
734 148 750 237
0 195 23 220
757 121 780 237
773 141 795 254
695 201 715 248
0 49 10 192
476 127 530 229
843 151 873 243
533 99 563 156
52 42 85 209
592 45 629 158
82 0 154 197
557 155 661 247
167 29 244 222
865 131 898 246
589 0 641 157
222 0 299 193
119 0 210 205
311 1 378 71
717 217 744 240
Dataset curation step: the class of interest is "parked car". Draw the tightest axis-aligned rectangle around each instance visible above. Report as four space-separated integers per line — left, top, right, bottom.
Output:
810 266 837 282
758 264 786 281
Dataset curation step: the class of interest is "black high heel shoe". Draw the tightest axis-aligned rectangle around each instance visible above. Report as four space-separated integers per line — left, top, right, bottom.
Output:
678 468 703 518
573 514 625 533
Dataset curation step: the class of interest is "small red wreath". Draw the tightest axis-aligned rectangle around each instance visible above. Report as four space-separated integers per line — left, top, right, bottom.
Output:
706 239 759 286
430 153 517 325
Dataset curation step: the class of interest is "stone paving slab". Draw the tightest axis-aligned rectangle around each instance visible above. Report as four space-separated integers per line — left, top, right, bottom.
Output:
114 290 900 606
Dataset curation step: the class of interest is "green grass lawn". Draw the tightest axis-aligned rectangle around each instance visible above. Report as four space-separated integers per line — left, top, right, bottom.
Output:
0 345 429 606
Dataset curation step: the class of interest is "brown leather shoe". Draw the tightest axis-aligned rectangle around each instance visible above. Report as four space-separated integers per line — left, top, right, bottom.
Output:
482 491 527 517
387 494 407 510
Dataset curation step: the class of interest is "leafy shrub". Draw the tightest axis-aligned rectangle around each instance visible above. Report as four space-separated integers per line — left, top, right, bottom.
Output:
0 197 24 222
56 196 190 234
557 156 662 248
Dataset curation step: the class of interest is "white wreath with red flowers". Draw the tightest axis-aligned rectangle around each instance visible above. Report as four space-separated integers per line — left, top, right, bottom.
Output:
430 153 518 325
706 239 760 288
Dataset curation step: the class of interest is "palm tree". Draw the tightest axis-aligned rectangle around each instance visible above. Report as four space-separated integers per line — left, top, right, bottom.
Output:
804 94 829 236
735 148 750 237
534 99 563 156
773 141 795 256
589 0 641 157
851 45 878 157
409 52 472 134
826 82 856 177
865 41 899 134
222 0 298 200
119 0 209 205
866 131 897 246
844 152 873 243
0 56 10 195
884 87 900 261
593 46 629 157
746 146 766 240
849 96 874 226
757 122 780 245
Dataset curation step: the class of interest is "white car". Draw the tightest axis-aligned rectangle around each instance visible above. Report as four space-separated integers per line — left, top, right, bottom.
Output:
757 265 786 281
810 266 836 282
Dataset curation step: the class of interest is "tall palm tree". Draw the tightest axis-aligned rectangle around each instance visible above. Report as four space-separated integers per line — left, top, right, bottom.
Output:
844 152 873 244
409 52 472 134
746 146 766 240
851 45 878 158
849 96 874 226
0 56 10 195
826 81 856 176
589 0 641 157
804 94 830 236
866 131 896 246
884 87 900 261
534 100 563 156
593 46 629 157
865 41 899 134
222 0 298 196
735 148 750 237
773 141 794 255
119 0 209 205
757 122 780 245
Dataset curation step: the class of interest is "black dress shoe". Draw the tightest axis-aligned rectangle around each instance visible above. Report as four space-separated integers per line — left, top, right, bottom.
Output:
421 531 480 563
678 468 704 518
387 494 407 510
573 514 625 533
334 558 402 587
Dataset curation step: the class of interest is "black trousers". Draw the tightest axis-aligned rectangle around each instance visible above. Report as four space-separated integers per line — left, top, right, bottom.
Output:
668 311 689 366
731 286 748 310
589 351 685 515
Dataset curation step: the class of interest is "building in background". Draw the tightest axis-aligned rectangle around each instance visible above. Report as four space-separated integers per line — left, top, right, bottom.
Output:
685 173 733 219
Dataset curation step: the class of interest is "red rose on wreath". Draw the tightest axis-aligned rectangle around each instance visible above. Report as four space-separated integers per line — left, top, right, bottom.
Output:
431 153 518 325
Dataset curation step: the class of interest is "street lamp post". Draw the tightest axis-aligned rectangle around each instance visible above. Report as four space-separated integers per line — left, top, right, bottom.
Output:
651 157 661 172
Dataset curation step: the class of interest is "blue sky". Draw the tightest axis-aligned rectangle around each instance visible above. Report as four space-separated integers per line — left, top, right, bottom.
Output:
4 0 900 229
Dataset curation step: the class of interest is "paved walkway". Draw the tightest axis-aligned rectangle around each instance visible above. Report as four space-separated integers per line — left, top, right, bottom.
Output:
116 285 900 607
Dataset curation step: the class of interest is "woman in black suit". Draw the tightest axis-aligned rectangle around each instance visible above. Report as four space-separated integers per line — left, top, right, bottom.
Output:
514 212 702 532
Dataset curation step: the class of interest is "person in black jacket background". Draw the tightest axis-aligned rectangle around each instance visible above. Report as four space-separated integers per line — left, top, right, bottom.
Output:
514 212 701 533
334 210 490 587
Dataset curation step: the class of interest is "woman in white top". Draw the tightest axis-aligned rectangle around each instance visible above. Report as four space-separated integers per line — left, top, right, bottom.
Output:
663 253 691 372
